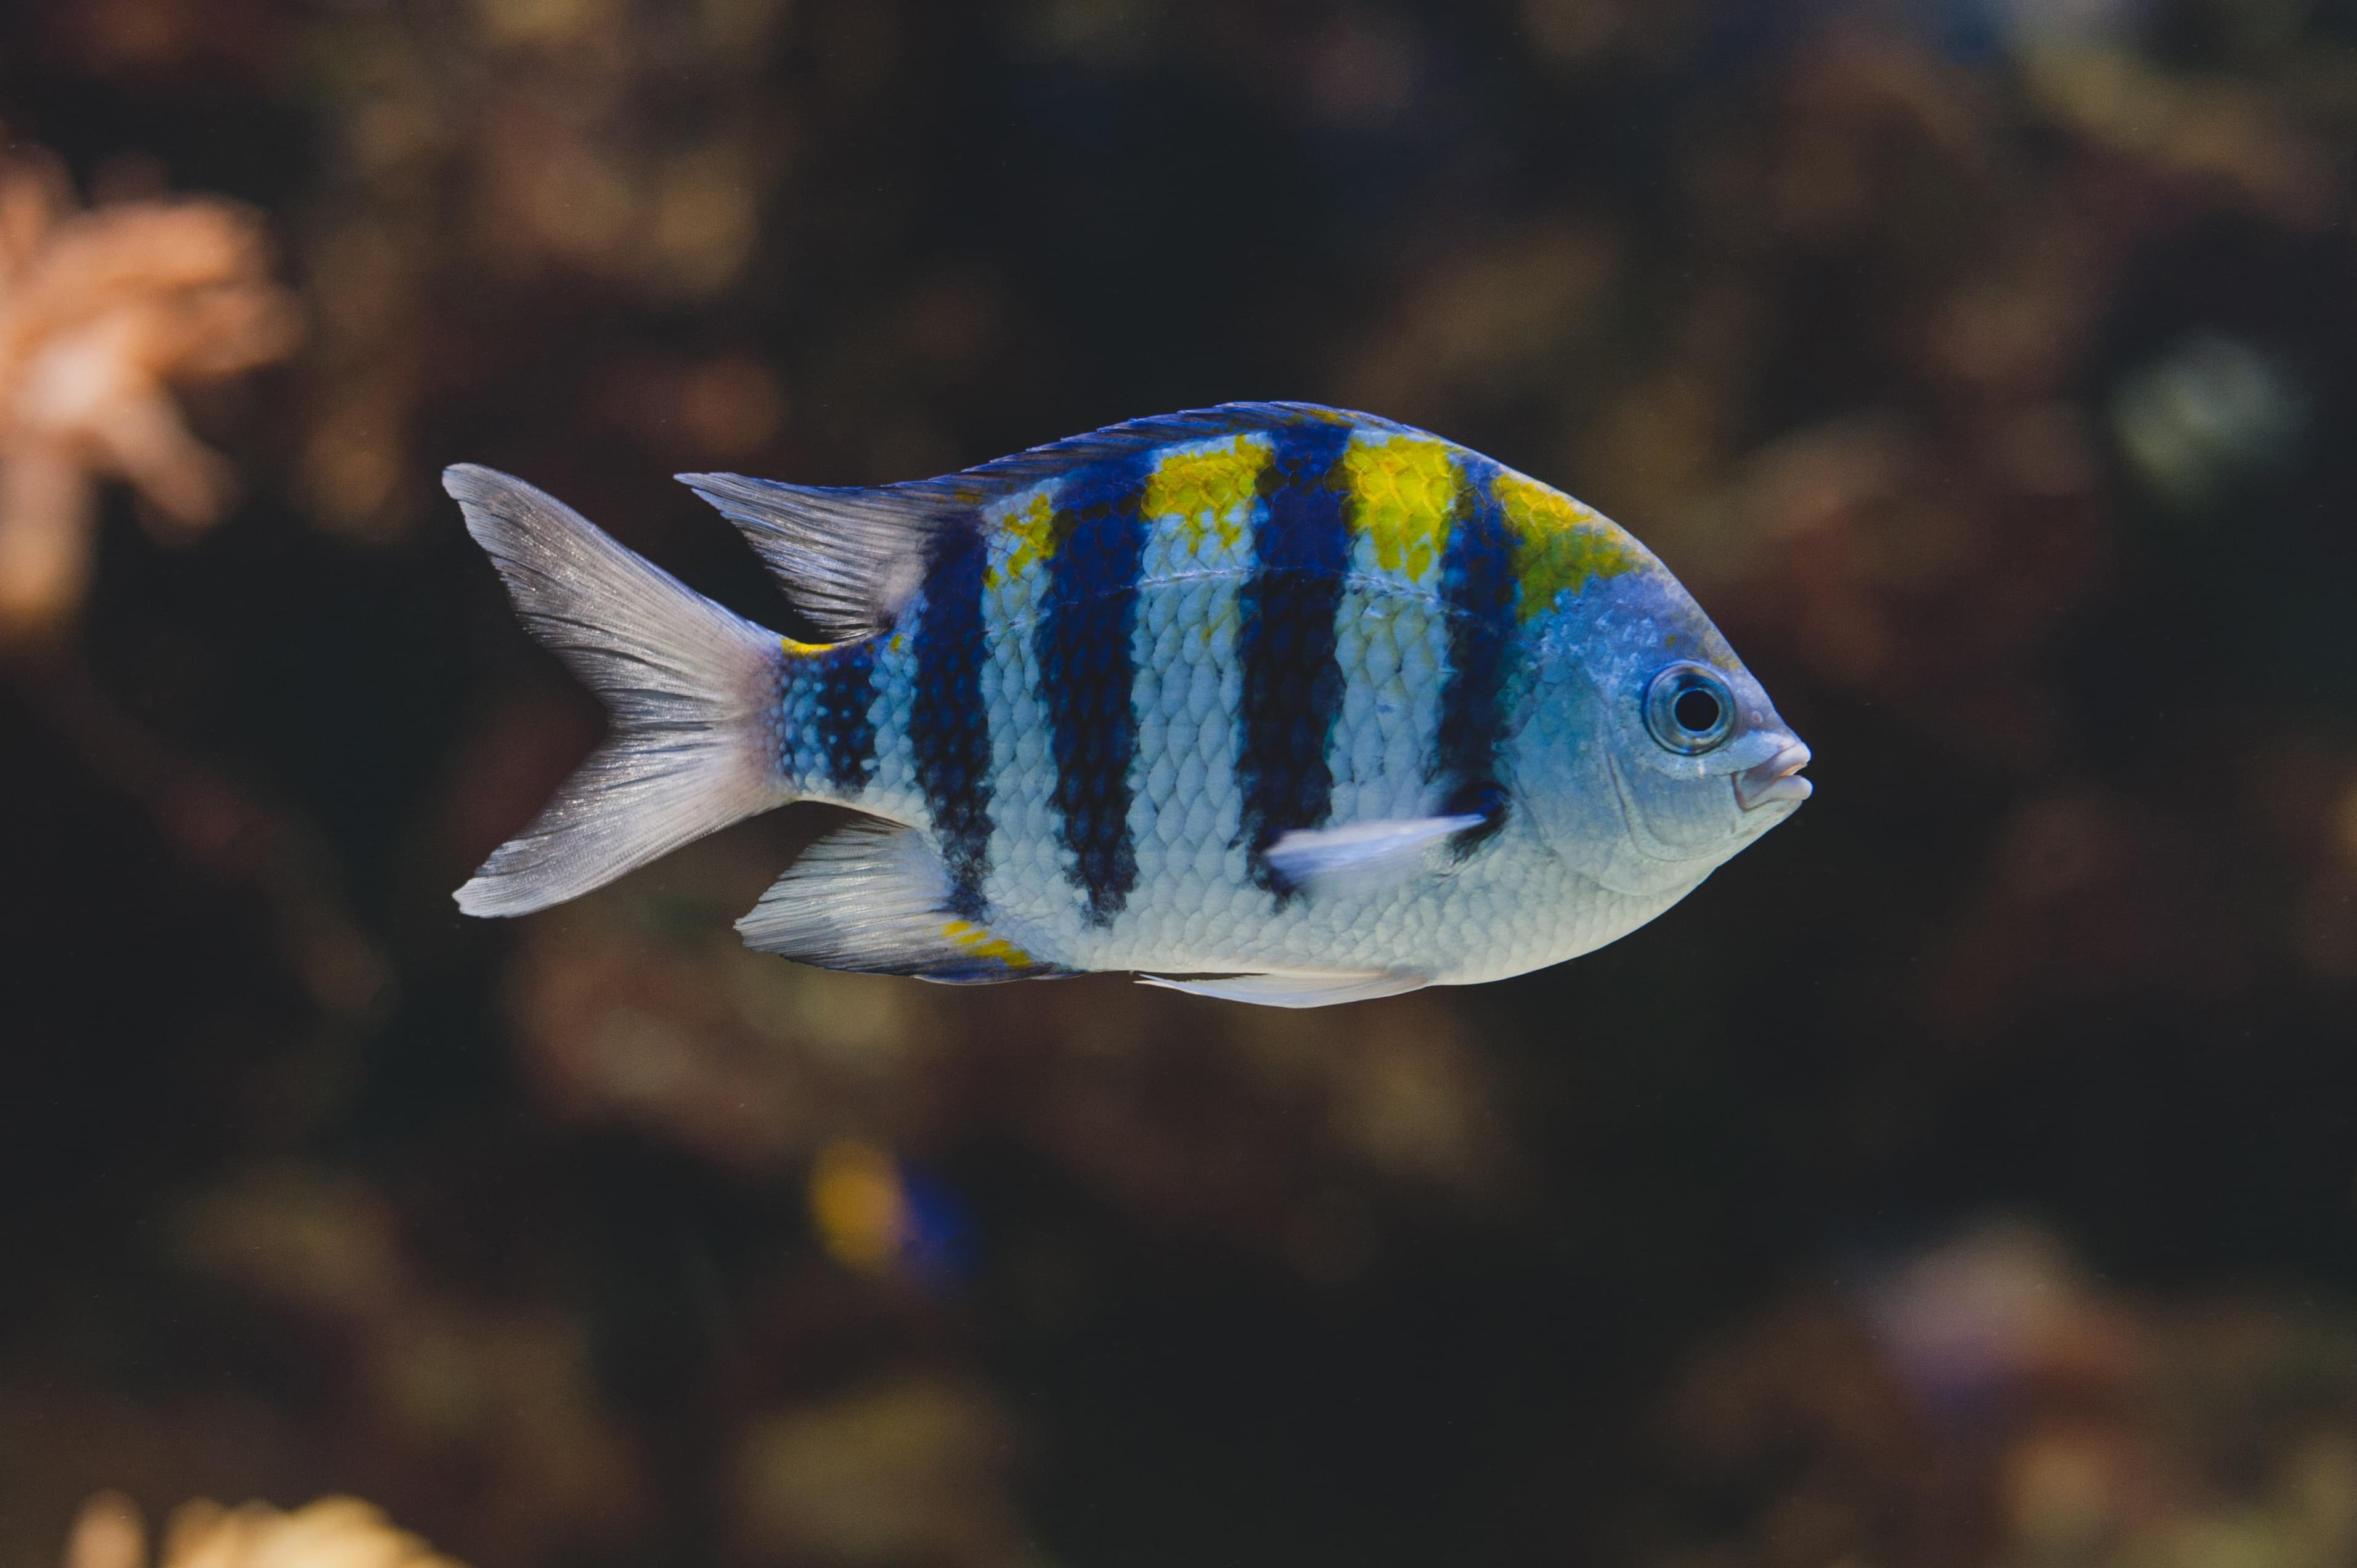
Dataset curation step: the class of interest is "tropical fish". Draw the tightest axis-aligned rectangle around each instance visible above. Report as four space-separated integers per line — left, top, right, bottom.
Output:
446 401 1809 1007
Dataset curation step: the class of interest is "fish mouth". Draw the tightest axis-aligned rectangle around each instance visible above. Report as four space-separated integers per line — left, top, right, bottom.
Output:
1734 740 1812 812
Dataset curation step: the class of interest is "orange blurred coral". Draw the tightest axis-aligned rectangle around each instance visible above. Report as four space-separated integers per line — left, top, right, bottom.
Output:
0 134 298 640
63 1492 463 1568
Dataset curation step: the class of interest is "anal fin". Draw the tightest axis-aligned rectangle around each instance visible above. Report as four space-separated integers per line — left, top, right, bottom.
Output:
1139 969 1431 1009
737 817 1064 983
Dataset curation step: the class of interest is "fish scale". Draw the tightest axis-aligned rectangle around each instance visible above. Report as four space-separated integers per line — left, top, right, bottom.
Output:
446 400 1810 1006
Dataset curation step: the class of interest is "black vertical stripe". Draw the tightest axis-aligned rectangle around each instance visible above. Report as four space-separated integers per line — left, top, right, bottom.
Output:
912 517 993 919
1038 455 1154 925
1237 419 1354 900
1435 457 1516 852
815 641 878 794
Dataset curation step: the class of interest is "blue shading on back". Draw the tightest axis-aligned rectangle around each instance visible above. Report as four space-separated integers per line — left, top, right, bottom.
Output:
815 641 879 794
912 518 994 920
1038 452 1155 926
1237 419 1355 900
1435 455 1516 853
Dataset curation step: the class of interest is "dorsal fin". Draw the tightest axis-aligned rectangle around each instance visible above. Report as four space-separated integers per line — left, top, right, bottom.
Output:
678 402 1414 638
676 473 942 640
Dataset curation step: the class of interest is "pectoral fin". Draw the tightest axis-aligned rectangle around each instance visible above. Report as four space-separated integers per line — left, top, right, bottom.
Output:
1138 969 1431 1008
1263 813 1486 898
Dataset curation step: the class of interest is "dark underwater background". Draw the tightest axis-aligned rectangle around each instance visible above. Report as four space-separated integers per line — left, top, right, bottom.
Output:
4 0 2357 1564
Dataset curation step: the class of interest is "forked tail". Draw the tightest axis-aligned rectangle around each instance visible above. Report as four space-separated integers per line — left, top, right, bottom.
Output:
444 465 785 916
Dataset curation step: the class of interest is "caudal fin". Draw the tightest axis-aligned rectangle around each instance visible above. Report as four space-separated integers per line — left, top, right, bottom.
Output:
445 465 784 917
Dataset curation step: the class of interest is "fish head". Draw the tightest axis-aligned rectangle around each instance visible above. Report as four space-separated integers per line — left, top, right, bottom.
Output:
1512 535 1809 900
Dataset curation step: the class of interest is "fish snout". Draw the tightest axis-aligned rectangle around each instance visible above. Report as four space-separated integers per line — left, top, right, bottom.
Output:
1735 739 1812 812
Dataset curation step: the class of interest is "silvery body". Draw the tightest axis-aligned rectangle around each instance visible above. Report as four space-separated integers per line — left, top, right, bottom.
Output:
445 402 1810 1008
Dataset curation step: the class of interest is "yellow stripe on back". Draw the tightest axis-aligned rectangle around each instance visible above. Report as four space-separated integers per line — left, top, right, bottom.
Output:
1494 469 1644 620
1343 433 1457 583
988 487 1060 588
1142 434 1269 554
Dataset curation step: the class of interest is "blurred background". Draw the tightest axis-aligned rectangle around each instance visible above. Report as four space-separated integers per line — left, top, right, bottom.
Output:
3 0 2357 1564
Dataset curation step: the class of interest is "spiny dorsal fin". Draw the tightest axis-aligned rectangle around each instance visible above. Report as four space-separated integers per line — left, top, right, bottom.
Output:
678 402 1414 638
938 401 1416 492
736 816 1069 983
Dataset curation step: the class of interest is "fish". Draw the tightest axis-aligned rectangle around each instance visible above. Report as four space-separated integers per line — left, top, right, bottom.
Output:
444 401 1810 1008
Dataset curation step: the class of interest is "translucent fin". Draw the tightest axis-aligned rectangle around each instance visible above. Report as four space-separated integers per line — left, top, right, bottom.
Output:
675 472 945 640
446 464 786 917
736 817 1066 982
1138 969 1431 1009
1263 814 1486 898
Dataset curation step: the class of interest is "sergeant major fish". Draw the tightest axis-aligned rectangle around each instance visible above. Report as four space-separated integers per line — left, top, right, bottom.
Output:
445 401 1810 1007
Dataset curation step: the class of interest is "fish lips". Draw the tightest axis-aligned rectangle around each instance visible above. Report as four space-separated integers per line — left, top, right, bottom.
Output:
1733 739 1813 813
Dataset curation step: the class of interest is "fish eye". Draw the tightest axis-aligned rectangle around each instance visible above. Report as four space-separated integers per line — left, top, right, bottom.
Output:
1643 664 1735 755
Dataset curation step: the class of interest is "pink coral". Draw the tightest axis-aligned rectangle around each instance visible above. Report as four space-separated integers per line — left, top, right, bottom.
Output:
0 136 298 639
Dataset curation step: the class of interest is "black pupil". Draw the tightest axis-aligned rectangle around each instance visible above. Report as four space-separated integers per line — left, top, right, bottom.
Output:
1673 686 1723 734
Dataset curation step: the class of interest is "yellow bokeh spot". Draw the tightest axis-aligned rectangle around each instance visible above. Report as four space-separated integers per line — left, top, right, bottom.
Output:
809 1139 908 1275
940 919 1033 969
990 488 1059 588
1143 434 1269 555
1493 469 1643 620
1343 435 1459 582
